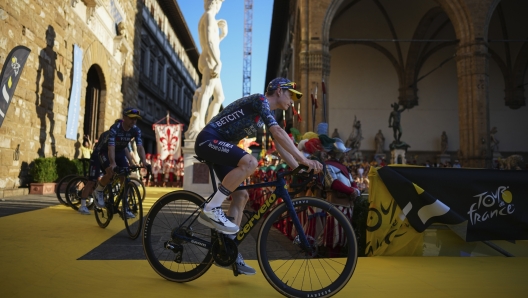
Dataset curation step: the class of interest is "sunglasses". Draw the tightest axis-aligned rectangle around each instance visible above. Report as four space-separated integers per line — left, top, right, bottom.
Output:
124 108 140 116
280 82 297 90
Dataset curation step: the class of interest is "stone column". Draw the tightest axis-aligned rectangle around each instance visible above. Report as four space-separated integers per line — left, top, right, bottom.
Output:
298 0 332 134
456 39 491 168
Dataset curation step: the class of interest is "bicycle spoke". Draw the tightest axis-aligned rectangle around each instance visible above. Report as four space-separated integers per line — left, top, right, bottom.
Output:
258 197 358 297
143 191 214 282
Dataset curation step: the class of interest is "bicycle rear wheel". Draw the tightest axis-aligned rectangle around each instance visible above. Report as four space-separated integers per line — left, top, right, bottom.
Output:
143 190 214 282
257 197 358 298
64 176 88 211
122 181 143 239
56 174 78 205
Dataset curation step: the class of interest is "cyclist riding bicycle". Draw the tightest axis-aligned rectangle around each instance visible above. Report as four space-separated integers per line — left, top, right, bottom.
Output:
195 77 323 275
81 108 151 217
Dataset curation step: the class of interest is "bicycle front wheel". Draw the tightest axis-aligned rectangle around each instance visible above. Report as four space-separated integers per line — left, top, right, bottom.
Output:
257 197 358 298
143 190 214 282
122 181 143 239
94 190 113 228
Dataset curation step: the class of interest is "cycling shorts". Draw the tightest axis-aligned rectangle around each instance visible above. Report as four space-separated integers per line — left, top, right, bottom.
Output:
194 127 249 181
88 150 128 180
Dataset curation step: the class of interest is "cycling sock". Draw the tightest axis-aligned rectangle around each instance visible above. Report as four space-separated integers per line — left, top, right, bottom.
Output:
95 182 104 192
205 184 231 211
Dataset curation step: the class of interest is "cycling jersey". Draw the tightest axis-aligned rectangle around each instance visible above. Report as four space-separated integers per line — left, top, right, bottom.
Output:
206 94 278 142
195 93 278 181
97 121 143 153
93 130 110 153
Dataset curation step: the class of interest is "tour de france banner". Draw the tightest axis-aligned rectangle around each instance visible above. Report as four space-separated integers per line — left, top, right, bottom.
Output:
0 46 31 128
372 166 528 247
365 167 424 256
153 124 183 160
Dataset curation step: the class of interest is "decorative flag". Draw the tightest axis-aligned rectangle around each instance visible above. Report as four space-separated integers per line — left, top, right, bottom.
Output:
154 124 183 160
292 104 301 122
0 46 31 128
322 80 327 123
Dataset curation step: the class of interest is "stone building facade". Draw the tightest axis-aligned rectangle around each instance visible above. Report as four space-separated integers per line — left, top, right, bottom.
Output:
0 0 199 196
266 0 528 168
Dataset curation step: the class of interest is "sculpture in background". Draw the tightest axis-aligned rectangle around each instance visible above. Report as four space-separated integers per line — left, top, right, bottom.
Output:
374 129 385 154
490 126 500 152
388 102 406 143
185 87 203 140
498 154 524 170
440 131 448 154
331 128 340 139
345 116 363 152
185 0 227 139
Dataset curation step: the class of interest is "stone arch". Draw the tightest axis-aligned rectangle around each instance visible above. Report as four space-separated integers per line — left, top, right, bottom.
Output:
322 0 347 51
82 40 111 136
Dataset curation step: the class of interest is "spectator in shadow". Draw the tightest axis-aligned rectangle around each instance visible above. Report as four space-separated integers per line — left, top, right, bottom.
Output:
35 25 62 157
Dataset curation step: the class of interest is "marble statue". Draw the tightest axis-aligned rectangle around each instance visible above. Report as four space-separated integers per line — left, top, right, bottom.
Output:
345 116 363 152
440 131 448 154
185 0 227 140
490 126 500 152
331 128 340 138
374 129 385 154
184 87 202 139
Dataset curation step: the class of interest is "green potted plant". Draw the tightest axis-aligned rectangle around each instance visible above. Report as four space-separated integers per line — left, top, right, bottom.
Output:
29 157 59 195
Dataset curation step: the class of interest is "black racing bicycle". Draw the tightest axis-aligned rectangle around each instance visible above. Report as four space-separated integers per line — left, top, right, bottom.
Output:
94 166 144 239
142 158 357 297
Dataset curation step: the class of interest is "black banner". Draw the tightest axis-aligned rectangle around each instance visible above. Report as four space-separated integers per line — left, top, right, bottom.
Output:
378 166 528 241
0 46 31 128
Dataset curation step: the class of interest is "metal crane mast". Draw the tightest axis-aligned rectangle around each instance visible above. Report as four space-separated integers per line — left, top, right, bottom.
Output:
242 0 253 96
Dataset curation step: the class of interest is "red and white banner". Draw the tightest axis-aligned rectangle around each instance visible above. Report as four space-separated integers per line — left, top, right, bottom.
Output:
154 124 183 160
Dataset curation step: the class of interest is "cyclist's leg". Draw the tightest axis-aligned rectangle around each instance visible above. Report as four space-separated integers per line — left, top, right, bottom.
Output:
227 190 249 227
93 151 117 207
80 151 102 209
194 130 256 234
226 189 255 275
110 154 135 216
205 154 256 211
94 151 115 190
212 163 256 275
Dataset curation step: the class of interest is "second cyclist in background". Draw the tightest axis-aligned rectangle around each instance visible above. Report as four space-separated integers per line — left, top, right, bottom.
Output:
88 108 150 217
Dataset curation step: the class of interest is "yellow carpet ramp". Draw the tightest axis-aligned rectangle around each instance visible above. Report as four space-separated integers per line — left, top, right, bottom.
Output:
1 188 527 297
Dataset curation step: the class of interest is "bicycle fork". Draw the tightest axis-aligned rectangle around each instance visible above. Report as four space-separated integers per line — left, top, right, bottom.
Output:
276 186 316 256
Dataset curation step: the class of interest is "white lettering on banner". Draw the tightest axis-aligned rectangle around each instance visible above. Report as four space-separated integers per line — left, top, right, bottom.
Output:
467 186 515 225
215 109 245 127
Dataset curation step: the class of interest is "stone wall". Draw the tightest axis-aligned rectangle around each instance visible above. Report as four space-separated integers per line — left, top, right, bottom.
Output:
0 0 141 192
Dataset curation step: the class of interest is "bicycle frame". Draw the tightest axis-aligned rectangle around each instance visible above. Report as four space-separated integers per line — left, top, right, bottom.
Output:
105 170 133 213
172 161 315 252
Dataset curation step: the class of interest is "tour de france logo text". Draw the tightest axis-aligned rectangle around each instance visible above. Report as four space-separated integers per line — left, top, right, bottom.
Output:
467 186 514 225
